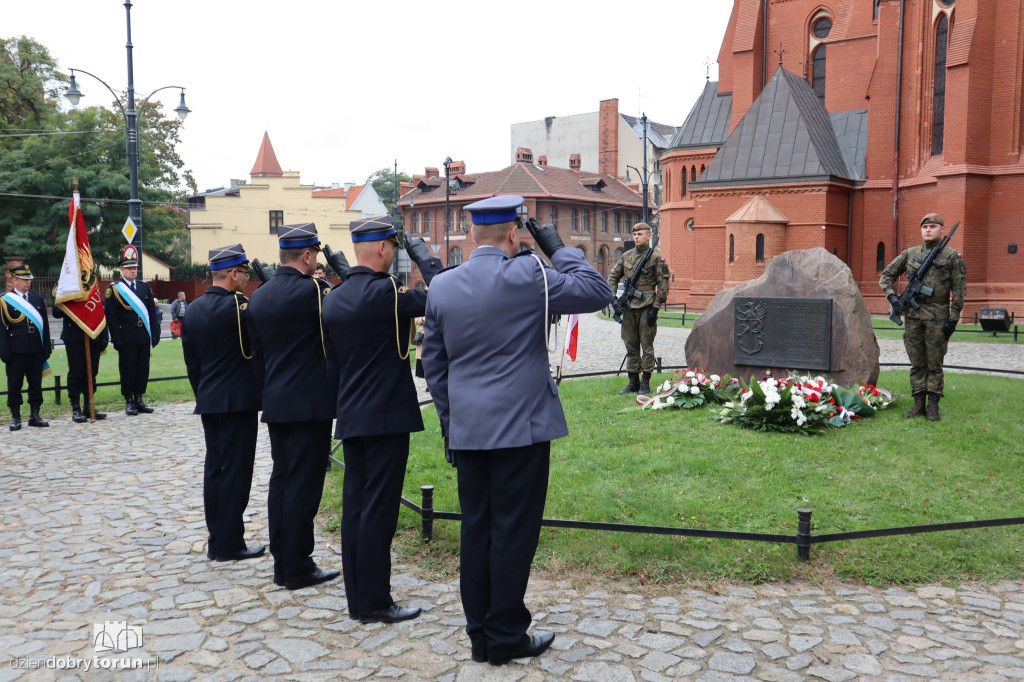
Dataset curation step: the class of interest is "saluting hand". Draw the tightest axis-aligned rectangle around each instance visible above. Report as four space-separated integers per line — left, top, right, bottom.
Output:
524 218 564 259
323 244 351 279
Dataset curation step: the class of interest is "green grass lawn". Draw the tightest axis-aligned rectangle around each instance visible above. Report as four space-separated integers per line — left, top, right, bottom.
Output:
20 340 194 418
325 370 1024 586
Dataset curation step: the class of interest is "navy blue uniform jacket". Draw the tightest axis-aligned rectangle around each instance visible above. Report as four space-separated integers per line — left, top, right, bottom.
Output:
0 291 51 360
323 266 428 439
182 286 263 415
103 279 160 347
423 246 612 450
247 266 336 423
53 306 109 348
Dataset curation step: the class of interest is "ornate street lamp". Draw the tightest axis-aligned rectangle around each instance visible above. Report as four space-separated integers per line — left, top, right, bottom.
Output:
624 113 664 244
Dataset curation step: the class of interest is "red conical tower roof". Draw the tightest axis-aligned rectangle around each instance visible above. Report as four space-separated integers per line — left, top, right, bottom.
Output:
250 132 283 177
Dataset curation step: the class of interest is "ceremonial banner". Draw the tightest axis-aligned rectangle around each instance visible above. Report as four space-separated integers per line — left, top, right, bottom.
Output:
564 313 579 361
55 193 106 339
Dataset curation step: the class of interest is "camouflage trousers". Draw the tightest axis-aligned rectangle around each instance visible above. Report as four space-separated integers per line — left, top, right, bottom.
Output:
904 317 949 396
620 306 658 373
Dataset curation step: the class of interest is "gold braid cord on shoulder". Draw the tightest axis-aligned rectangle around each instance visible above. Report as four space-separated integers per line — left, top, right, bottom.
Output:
1 298 27 325
391 277 411 360
111 286 134 311
316 279 327 357
235 296 252 360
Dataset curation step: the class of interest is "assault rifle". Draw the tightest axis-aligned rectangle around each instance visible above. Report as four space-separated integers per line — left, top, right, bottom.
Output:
889 221 959 326
612 246 655 324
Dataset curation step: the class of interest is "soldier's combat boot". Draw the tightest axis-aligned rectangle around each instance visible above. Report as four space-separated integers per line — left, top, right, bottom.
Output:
71 402 88 423
618 373 640 395
134 395 154 414
126 399 139 416
639 372 652 395
28 408 49 427
903 393 926 418
9 409 22 432
927 393 941 421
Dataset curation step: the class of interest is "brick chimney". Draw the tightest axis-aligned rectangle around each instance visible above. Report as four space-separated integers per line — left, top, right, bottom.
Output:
425 167 440 178
537 155 548 167
449 160 466 174
516 147 534 163
569 154 582 171
599 98 619 175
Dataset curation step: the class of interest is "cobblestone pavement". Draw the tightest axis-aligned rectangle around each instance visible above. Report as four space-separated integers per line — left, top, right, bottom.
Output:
3 316 1024 681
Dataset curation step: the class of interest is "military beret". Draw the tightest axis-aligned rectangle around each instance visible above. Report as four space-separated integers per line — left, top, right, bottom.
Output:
209 243 249 271
350 216 400 245
465 195 524 225
11 264 33 280
632 222 652 233
278 223 321 250
920 213 944 227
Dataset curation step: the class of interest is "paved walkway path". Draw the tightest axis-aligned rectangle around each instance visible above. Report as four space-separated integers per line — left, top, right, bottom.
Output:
3 317 1023 681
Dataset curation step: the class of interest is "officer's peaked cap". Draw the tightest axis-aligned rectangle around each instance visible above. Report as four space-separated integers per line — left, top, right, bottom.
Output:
465 195 524 225
350 216 400 245
11 264 33 280
209 243 249 271
278 223 321 250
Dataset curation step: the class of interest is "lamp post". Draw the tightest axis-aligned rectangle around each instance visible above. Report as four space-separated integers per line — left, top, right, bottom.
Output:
624 113 663 244
65 1 189 280
443 157 452 267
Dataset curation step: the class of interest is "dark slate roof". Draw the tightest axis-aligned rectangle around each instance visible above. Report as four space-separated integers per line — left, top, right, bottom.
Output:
830 109 868 181
620 113 677 148
695 69 861 187
397 163 643 208
669 80 733 150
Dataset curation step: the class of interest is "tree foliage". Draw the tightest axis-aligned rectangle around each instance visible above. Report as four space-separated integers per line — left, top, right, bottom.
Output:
367 166 412 231
0 35 194 272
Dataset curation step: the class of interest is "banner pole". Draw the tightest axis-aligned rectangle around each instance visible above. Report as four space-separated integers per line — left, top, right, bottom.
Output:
84 335 96 422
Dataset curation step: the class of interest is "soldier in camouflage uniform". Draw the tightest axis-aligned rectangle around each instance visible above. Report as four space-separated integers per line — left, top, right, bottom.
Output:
879 213 967 421
608 222 671 395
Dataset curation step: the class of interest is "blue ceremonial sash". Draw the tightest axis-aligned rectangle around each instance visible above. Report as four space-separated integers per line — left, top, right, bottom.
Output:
113 281 153 347
1 292 51 374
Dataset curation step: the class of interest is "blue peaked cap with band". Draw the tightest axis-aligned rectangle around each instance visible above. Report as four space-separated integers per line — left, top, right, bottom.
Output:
209 243 249 271
277 223 321 250
350 216 400 244
465 195 524 225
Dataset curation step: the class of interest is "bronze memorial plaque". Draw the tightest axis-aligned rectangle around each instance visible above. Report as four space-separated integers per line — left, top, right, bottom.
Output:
733 297 832 371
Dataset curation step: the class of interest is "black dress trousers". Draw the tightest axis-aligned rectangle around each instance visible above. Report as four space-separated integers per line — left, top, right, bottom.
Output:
267 420 332 582
117 342 150 398
5 354 44 409
340 433 410 614
65 339 103 403
455 441 551 657
202 411 260 556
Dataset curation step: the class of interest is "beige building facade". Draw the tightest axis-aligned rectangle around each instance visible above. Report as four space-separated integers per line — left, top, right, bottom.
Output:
187 133 360 266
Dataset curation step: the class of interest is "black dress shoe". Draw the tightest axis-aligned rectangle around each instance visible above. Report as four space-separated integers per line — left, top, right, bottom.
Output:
135 399 154 414
273 573 284 587
207 545 265 562
9 415 22 431
125 401 139 416
358 604 422 624
72 408 88 423
471 643 487 663
93 410 107 420
285 567 340 590
28 411 49 427
489 632 555 666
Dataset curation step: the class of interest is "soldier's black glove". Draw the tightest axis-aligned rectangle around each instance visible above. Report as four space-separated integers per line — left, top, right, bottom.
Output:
152 336 160 348
887 294 905 315
524 218 564 259
942 320 957 339
252 259 276 284
403 234 443 285
323 244 351 279
444 436 456 468
646 307 659 327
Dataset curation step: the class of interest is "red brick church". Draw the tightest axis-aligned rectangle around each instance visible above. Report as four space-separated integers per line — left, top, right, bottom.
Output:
659 0 1024 318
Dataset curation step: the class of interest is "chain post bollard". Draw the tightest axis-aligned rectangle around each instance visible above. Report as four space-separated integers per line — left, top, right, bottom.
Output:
421 485 434 542
797 508 813 561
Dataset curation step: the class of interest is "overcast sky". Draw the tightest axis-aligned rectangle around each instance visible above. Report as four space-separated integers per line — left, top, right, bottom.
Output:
7 1 734 194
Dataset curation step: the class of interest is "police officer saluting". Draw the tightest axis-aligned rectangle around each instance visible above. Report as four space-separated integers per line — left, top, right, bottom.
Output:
183 244 265 562
880 212 967 421
104 253 160 415
423 195 612 665
247 223 346 589
1 264 51 430
323 217 441 624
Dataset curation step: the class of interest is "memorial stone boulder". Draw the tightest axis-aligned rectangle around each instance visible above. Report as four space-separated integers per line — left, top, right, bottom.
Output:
685 248 880 386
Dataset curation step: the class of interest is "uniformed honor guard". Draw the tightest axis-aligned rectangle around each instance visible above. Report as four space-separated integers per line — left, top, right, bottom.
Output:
607 222 671 395
53 290 109 423
423 195 612 665
182 244 265 562
323 217 441 624
247 223 341 590
880 212 967 421
1 264 52 430
104 254 161 415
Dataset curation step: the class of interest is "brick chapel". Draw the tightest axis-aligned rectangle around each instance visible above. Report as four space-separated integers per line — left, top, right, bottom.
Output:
659 0 1024 318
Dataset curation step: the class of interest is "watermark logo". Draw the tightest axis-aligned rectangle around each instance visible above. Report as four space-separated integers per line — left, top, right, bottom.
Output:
93 621 143 653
